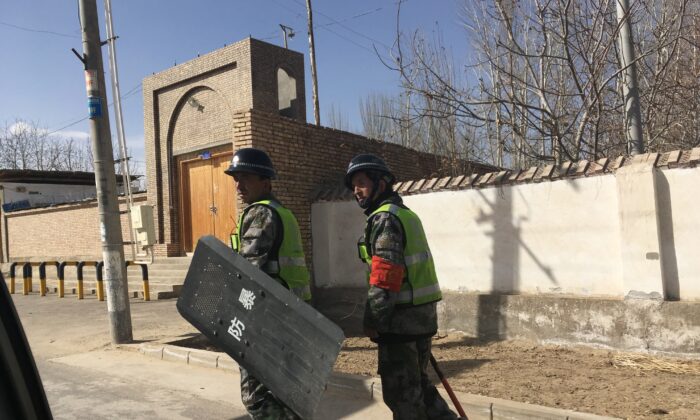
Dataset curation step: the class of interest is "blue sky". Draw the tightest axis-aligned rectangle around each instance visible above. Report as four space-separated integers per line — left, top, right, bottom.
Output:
0 1 470 173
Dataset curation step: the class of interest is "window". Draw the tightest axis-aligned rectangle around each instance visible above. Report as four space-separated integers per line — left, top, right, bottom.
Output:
277 68 297 118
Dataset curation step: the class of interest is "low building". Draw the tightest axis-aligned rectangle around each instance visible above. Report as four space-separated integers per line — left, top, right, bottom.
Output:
0 169 138 211
0 169 140 262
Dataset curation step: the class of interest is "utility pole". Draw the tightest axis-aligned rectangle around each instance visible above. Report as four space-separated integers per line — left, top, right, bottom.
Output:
616 0 644 155
279 24 294 49
104 0 136 262
77 0 133 344
305 0 320 126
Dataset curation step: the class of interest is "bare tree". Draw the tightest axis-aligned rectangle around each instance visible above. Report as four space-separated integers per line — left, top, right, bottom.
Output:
373 0 699 169
1 120 42 169
0 119 145 194
326 103 350 131
1 119 95 171
360 93 394 140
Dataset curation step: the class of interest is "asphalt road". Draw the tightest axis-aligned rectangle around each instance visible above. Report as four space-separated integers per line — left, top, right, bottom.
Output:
11 292 388 419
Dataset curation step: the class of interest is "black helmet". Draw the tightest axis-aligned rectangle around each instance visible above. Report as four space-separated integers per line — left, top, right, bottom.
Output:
344 153 395 189
224 148 276 179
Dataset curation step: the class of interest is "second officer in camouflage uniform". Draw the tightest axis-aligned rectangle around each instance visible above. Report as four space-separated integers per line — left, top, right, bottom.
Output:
346 154 458 420
225 148 311 420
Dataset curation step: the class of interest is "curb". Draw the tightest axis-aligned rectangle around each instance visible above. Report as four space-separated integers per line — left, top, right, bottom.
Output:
129 342 240 373
121 341 619 420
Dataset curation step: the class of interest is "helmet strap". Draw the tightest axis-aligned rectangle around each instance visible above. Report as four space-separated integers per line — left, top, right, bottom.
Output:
357 172 385 209
356 182 374 209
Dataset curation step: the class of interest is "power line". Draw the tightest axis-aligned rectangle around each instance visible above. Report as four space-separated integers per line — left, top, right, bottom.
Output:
319 25 376 55
258 28 283 41
47 82 142 136
289 0 390 49
314 7 383 31
0 20 80 39
268 0 386 53
47 116 90 136
269 0 305 20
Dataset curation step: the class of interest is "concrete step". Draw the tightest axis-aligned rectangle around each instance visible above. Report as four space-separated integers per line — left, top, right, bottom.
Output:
153 256 192 263
150 258 192 266
145 277 187 284
133 264 188 270
146 270 187 275
144 269 188 276
147 263 192 270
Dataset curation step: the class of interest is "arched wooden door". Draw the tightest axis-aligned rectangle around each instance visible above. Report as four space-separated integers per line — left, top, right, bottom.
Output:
180 152 237 252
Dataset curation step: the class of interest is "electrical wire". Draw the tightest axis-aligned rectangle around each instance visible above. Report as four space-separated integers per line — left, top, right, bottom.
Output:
268 0 387 54
289 0 390 49
318 24 377 55
0 20 80 39
46 82 142 136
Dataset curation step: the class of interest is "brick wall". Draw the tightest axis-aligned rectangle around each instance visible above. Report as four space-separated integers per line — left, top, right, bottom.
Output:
234 109 490 265
143 40 251 256
143 38 305 257
250 39 306 121
4 194 147 261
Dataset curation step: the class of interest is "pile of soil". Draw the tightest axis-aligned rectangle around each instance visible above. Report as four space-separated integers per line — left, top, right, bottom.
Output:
172 333 700 419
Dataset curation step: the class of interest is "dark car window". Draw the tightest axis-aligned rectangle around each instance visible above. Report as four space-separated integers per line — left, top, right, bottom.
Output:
0 273 53 419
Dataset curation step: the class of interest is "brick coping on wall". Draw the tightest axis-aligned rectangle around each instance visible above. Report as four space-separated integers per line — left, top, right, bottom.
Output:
238 109 501 176
313 148 700 202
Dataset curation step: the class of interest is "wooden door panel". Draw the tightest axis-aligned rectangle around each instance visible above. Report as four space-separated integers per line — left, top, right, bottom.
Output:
183 159 214 252
212 154 237 246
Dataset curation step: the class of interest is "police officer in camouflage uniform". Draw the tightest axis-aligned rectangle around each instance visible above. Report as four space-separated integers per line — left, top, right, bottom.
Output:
346 154 458 420
225 147 311 420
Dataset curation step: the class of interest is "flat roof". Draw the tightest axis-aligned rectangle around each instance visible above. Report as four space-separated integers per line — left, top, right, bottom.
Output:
0 169 139 185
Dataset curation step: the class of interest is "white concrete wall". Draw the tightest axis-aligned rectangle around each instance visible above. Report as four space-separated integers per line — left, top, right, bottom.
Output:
408 176 624 296
311 164 700 300
658 168 700 299
312 201 366 288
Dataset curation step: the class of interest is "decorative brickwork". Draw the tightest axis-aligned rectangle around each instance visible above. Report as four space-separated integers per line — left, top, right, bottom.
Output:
143 38 305 256
315 149 700 203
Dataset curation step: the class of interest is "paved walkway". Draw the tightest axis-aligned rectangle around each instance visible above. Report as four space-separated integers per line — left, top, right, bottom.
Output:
10 291 616 419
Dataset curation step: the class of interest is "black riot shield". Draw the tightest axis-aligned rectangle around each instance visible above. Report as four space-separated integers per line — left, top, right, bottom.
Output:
176 236 345 419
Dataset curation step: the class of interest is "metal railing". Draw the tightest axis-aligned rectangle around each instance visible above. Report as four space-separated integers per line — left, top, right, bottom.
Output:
77 261 101 301
57 261 80 298
8 260 150 301
38 261 60 297
126 261 150 301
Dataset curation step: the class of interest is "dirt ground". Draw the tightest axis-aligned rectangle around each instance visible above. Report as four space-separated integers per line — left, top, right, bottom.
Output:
175 330 700 419
333 333 700 420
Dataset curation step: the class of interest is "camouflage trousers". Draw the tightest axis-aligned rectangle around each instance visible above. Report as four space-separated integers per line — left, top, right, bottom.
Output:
378 338 458 420
239 367 300 420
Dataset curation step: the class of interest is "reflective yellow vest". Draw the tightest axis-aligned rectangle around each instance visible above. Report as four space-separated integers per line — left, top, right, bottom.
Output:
358 203 442 306
231 200 311 301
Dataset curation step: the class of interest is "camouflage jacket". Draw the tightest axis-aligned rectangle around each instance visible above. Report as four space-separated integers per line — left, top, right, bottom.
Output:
362 193 438 341
238 193 307 300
